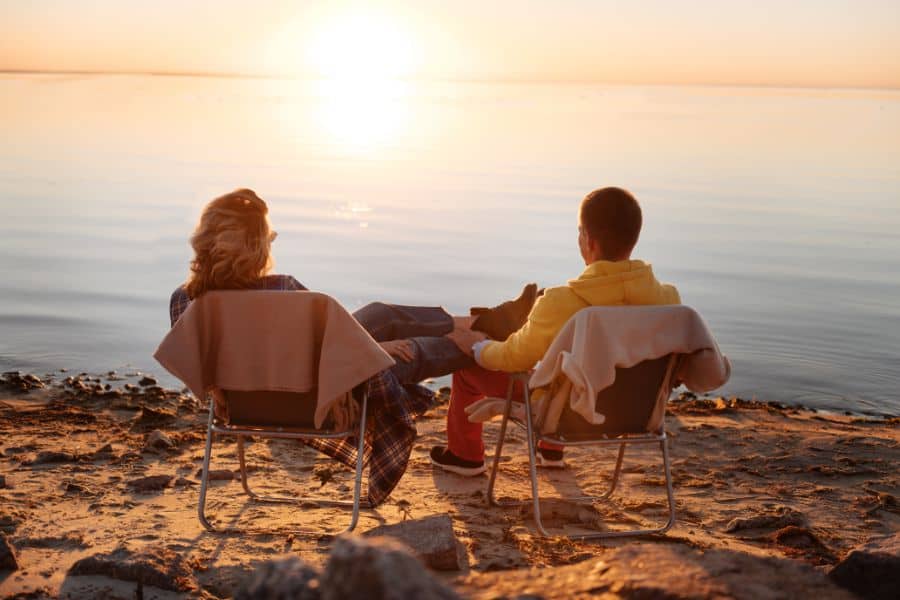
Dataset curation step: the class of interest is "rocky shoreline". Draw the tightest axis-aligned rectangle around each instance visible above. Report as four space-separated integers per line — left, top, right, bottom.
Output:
1 370 898 599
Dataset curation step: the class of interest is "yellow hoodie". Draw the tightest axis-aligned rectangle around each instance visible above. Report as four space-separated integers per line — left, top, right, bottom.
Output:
479 260 680 372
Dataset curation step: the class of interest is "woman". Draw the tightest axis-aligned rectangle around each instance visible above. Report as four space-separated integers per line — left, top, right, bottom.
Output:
169 188 504 383
169 188 537 385
167 188 537 504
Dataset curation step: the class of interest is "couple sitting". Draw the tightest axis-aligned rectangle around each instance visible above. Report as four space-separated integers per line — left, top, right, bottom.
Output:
168 186 679 482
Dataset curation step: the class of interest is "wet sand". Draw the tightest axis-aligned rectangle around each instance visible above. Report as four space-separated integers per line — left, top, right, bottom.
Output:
0 371 898 598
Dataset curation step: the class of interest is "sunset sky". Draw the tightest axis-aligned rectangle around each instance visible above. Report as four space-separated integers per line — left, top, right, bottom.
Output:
1 0 899 88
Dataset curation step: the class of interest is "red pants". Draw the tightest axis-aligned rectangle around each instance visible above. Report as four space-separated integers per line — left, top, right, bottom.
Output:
448 365 562 461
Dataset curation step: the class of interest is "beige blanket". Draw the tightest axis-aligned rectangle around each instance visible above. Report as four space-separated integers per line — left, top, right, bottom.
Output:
529 305 731 428
153 290 395 428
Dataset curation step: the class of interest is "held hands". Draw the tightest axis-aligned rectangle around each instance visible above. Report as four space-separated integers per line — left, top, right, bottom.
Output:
447 328 488 356
379 340 416 362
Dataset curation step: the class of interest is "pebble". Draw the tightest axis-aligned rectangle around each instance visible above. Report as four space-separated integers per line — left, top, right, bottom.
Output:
127 475 174 492
145 430 175 451
196 469 235 481
0 533 19 571
29 451 78 465
65 482 87 494
93 443 114 457
138 376 158 387
0 371 46 393
68 545 195 592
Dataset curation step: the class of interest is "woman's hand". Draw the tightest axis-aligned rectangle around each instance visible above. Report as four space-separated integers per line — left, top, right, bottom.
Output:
379 340 416 362
447 328 488 356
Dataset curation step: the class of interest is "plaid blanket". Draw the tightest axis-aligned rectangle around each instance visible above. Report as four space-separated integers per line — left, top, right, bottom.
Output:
303 369 434 506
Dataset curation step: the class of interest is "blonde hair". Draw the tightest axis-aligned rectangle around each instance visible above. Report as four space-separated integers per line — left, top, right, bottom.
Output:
185 189 274 299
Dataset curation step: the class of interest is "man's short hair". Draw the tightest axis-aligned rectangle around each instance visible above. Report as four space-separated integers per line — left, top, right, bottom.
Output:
580 187 643 259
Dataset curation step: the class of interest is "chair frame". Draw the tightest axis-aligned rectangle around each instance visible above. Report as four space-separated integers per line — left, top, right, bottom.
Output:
486 356 678 540
198 391 370 535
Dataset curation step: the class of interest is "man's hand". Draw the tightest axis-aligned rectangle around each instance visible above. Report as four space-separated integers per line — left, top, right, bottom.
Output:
446 328 488 356
379 340 416 362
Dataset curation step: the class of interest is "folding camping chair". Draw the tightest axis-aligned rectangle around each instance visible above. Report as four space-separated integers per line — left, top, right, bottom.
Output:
197 387 369 535
154 289 395 536
486 353 681 540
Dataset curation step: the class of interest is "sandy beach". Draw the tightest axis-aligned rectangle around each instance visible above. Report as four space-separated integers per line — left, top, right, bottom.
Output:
1 370 898 599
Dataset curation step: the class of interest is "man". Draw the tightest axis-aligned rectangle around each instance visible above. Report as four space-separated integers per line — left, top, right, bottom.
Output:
432 187 681 475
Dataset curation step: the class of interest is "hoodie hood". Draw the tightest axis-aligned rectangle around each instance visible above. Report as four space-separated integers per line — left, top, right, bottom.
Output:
567 260 675 306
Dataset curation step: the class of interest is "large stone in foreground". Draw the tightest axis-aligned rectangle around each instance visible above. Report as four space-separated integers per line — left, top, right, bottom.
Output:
459 543 854 600
0 533 19 571
830 532 900 600
68 546 195 592
321 536 460 600
365 514 464 571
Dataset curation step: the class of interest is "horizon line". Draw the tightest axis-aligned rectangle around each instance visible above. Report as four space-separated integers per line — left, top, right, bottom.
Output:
1 68 898 93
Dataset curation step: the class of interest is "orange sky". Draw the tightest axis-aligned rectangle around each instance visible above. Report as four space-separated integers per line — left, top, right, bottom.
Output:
2 0 899 88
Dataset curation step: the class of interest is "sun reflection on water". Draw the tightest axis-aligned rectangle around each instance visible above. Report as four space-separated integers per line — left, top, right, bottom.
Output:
312 77 413 156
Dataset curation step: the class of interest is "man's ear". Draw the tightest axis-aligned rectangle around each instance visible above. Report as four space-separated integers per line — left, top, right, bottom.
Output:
588 235 602 259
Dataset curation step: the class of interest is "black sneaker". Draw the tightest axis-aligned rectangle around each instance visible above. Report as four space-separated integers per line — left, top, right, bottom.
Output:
536 447 565 468
430 446 486 476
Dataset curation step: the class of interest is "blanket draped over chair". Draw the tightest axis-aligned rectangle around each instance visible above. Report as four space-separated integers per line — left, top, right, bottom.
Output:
155 290 434 506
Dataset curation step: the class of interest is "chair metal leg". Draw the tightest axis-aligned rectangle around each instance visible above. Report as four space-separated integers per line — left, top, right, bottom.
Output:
237 435 256 497
198 393 372 535
566 435 676 541
522 387 551 537
342 392 368 534
197 400 216 532
660 435 676 533
486 376 516 507
600 444 627 500
487 376 620 508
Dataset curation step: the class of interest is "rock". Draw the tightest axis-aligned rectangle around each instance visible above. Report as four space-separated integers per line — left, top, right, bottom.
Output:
65 482 87 494
313 465 336 487
724 506 806 534
0 515 22 534
458 544 854 600
138 376 158 387
0 474 5 489
174 477 197 487
1 371 45 393
130 406 177 432
127 475 174 492
0 533 19 571
68 545 195 592
235 556 321 600
28 451 78 465
145 430 174 451
830 532 900 599
364 515 464 571
92 443 115 457
196 468 235 481
321 536 460 600
767 525 836 564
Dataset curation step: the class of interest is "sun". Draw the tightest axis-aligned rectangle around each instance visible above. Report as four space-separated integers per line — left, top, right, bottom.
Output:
307 13 419 81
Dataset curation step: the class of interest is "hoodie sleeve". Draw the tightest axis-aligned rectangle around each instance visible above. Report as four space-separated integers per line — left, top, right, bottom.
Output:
662 283 681 304
479 288 569 373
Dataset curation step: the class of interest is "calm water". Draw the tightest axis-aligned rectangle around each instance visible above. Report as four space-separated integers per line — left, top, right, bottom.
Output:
1 74 898 415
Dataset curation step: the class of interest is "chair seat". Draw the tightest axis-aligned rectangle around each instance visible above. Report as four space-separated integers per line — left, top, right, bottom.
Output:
550 355 671 439
222 389 335 429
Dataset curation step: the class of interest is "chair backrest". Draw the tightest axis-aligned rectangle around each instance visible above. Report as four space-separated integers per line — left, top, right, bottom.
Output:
553 354 676 439
155 290 394 430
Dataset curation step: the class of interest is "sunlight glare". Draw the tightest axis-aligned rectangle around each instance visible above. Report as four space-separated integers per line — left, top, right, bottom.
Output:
308 13 419 81
313 77 412 156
